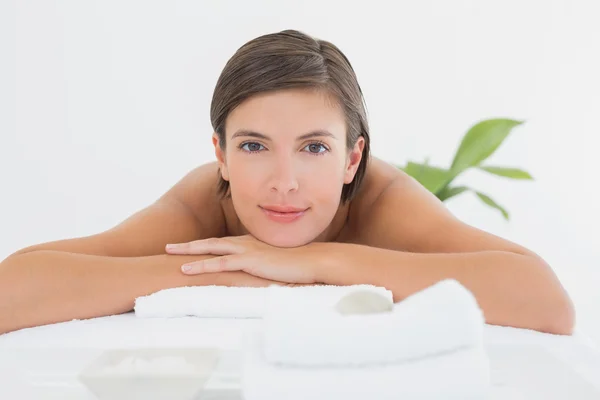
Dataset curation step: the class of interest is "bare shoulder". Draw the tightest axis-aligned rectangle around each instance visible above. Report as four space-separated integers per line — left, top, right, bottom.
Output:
348 156 453 239
347 157 536 257
6 161 226 259
342 157 405 240
167 161 225 237
348 157 406 220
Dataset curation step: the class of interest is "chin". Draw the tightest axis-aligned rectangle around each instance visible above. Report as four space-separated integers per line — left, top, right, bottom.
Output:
251 229 316 248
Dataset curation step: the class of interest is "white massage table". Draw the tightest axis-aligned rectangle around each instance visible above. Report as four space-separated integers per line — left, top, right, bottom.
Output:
1 313 599 399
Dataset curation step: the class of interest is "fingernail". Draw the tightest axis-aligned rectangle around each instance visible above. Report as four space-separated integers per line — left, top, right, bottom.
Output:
166 244 178 249
181 265 192 273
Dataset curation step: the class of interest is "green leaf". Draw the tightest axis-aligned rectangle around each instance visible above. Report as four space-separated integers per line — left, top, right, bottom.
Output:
475 191 510 220
478 166 533 180
437 185 469 201
450 119 524 176
402 162 453 194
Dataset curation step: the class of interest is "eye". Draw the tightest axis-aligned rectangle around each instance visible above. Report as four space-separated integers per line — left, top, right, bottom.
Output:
240 142 265 153
303 142 328 154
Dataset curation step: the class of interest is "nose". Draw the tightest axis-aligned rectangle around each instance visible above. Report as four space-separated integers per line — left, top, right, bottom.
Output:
269 156 299 194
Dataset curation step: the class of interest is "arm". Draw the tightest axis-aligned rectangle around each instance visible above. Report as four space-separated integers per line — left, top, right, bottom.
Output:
315 243 573 335
320 173 574 335
0 162 277 335
0 251 278 335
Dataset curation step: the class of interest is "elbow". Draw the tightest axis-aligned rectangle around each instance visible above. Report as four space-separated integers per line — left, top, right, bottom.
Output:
518 256 576 336
540 292 576 336
533 261 576 336
0 255 31 335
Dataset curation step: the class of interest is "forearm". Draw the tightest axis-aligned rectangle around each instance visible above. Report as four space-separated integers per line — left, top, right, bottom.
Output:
316 243 575 335
0 251 279 334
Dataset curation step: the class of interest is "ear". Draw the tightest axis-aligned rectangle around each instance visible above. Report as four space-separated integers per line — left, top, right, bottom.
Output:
212 133 229 181
344 136 365 184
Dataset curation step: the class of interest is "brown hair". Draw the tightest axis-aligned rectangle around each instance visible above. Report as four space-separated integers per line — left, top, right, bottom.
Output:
210 29 371 203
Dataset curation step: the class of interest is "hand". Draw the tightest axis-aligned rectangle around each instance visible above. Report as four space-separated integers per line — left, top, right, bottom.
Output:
165 235 319 284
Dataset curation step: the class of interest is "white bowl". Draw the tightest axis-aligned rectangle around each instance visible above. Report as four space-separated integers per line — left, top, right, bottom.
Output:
77 348 223 400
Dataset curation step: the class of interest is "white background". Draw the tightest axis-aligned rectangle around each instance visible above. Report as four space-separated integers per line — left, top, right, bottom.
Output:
1 0 598 342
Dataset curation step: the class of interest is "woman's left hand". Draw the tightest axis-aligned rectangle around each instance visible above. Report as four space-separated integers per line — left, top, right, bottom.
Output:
165 235 320 284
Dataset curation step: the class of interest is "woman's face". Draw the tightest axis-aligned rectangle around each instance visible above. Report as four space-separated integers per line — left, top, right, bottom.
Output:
213 88 364 247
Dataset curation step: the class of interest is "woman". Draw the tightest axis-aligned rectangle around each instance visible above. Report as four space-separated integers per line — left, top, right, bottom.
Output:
0 30 574 335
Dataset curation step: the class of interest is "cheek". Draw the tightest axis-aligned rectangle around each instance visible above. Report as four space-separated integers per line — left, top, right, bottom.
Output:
300 159 346 207
226 154 262 193
306 164 344 192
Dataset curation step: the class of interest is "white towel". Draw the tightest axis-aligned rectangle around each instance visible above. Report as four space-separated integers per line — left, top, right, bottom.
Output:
264 279 485 366
241 332 491 400
134 284 393 319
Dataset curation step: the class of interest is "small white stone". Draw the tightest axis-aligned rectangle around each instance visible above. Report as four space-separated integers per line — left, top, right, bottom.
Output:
334 290 393 315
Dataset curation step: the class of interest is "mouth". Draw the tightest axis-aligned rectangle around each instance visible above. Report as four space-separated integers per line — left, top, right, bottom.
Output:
259 205 308 223
260 205 308 213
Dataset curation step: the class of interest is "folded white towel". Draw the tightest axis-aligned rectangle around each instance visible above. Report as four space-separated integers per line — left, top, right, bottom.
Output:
134 284 393 319
264 279 485 366
242 332 491 400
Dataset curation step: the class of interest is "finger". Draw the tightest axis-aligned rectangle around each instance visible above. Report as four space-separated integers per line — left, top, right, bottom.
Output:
166 238 242 255
181 255 245 274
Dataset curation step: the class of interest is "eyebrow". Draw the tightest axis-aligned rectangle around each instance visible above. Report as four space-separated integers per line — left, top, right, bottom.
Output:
230 129 337 141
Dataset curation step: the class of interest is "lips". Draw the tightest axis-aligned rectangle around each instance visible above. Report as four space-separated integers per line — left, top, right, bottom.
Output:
259 205 308 223
260 205 308 213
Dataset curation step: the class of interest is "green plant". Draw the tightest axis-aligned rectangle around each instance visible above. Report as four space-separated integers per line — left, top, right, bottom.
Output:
398 118 533 220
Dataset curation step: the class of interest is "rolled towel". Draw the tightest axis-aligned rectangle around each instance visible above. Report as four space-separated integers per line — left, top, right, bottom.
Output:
134 284 393 319
242 331 491 400
263 279 485 366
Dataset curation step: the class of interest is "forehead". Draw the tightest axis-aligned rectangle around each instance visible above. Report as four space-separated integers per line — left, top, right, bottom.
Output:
225 88 346 139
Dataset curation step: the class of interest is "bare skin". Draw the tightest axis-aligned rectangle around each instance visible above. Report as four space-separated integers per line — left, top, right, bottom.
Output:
1 157 569 334
4 157 409 256
0 159 392 333
0 88 573 335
